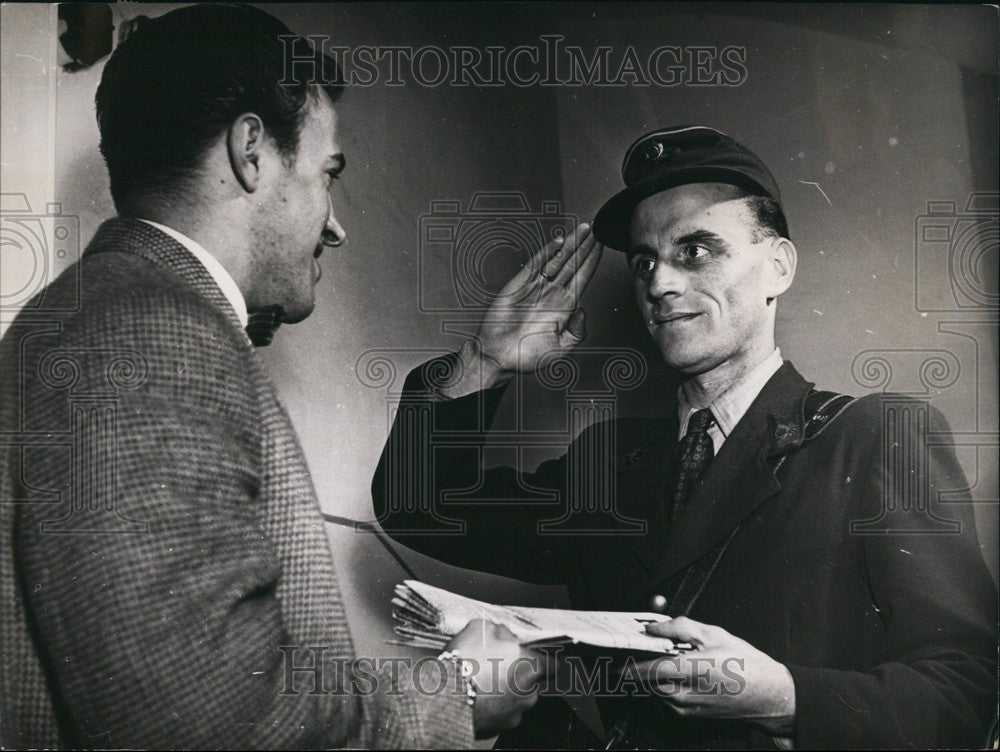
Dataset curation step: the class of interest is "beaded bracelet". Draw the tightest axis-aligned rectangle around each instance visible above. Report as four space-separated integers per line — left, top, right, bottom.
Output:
437 650 477 707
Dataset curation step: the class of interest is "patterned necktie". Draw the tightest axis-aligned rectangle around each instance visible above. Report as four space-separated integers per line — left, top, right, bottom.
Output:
669 408 716 523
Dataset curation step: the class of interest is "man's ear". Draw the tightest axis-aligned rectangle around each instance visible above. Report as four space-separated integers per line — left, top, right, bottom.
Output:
764 237 797 303
227 113 265 194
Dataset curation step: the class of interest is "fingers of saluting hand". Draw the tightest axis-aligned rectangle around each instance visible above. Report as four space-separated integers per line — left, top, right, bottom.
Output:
539 223 600 288
572 235 605 294
520 231 569 285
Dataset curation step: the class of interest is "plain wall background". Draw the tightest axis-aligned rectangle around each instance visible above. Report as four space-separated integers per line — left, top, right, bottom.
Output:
2 3 996 694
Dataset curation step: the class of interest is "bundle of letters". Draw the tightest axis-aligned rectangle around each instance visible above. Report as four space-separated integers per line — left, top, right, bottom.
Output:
392 580 692 654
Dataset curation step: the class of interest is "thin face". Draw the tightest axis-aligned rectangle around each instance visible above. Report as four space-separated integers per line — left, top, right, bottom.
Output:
627 183 779 377
252 90 346 323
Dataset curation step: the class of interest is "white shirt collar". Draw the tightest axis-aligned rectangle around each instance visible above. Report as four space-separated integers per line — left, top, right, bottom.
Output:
138 219 248 329
677 348 784 440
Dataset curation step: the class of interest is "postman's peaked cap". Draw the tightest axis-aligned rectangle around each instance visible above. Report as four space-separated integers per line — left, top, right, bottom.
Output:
592 125 782 252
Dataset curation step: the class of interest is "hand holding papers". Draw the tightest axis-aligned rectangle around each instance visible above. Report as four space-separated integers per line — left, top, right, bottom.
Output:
392 580 692 655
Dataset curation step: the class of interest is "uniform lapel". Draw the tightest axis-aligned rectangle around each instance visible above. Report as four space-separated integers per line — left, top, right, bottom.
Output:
83 218 246 336
651 362 814 587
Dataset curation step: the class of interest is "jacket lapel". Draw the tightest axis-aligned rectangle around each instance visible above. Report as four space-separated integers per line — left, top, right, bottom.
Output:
83 218 246 336
650 362 814 588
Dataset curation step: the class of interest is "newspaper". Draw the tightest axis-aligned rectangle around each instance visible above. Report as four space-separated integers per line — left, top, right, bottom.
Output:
391 580 691 655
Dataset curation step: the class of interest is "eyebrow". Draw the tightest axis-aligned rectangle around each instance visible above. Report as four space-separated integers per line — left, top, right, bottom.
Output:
626 242 657 261
674 229 729 249
626 229 729 259
329 153 346 175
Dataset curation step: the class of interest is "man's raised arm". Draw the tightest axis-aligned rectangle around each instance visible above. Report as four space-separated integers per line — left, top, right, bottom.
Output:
373 224 604 584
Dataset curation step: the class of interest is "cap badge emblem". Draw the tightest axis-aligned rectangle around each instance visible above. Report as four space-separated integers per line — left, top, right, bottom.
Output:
643 140 665 161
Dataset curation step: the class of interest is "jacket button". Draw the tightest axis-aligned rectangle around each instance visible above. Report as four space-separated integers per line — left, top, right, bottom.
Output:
649 594 668 613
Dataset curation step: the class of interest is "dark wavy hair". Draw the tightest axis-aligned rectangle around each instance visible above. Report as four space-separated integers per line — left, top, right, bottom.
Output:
734 188 790 242
747 195 790 242
96 4 343 212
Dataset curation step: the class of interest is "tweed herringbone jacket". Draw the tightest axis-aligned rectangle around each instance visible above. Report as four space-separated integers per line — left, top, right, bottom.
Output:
0 219 474 749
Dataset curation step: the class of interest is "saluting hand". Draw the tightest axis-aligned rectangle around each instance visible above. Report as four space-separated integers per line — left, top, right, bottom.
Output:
444 223 604 397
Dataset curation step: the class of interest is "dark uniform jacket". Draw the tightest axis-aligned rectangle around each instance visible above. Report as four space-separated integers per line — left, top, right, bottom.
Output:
0 220 474 749
374 355 997 749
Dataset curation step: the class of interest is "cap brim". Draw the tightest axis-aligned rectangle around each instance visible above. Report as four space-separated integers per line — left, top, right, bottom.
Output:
592 166 774 252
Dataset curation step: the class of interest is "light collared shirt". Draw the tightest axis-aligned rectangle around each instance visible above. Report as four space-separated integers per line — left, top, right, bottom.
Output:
139 219 248 329
676 348 784 452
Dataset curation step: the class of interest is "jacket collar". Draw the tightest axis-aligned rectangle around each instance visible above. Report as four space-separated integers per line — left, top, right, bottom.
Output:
83 217 246 336
652 360 815 584
614 362 815 581
677 348 783 441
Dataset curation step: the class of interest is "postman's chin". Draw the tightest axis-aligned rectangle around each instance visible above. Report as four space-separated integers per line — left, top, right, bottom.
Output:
649 329 709 375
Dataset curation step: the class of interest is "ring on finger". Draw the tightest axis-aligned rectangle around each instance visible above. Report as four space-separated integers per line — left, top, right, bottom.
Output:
539 270 553 282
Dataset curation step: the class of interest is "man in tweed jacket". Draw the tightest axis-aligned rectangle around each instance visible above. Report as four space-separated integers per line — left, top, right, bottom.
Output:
0 5 536 748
